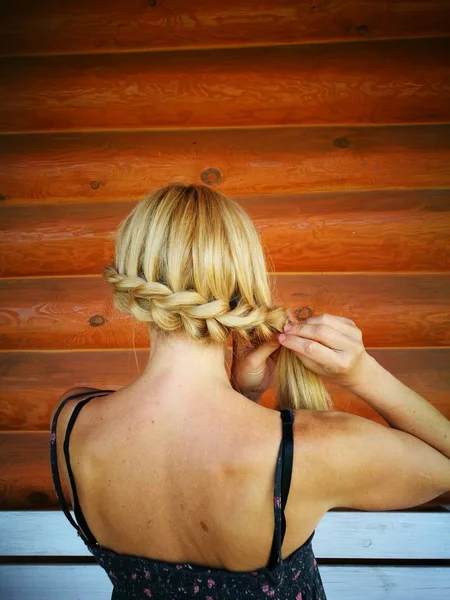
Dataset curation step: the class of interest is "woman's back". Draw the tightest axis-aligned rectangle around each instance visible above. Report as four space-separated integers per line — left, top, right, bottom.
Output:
55 385 327 567
51 385 329 598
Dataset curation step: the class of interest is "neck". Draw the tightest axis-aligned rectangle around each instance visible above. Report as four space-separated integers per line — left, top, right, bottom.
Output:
138 329 234 397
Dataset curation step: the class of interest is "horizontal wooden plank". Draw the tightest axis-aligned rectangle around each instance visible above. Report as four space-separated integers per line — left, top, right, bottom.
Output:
0 274 448 350
1 564 449 599
1 189 448 277
0 566 111 600
2 510 449 559
1 126 450 203
0 431 449 509
2 38 450 133
1 1 450 56
1 348 449 430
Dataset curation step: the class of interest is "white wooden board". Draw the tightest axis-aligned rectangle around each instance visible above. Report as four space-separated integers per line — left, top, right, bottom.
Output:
1 510 449 559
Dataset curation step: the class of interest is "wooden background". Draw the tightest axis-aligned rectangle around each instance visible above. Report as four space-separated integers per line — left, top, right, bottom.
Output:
0 0 449 510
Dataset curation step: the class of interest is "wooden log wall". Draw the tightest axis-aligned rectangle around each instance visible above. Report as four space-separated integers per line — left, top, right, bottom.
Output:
0 1 449 509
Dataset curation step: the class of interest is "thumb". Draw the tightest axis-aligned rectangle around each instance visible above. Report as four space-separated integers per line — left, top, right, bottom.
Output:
246 337 281 365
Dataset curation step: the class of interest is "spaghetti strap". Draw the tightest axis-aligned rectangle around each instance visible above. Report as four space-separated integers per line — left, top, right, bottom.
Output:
49 390 114 543
267 408 295 571
280 408 294 549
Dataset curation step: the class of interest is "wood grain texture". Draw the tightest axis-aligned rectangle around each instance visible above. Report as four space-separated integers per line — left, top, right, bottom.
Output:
0 274 448 350
1 125 450 203
1 348 449 431
2 38 450 133
1 0 449 56
1 189 449 277
1 431 448 508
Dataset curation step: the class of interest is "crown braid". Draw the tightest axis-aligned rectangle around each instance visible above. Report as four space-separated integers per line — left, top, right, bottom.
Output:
102 184 333 410
104 265 287 345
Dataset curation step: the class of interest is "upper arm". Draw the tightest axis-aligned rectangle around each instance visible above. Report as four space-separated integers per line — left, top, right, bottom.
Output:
304 410 450 511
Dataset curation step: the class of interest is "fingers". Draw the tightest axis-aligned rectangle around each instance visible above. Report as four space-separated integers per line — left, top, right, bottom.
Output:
286 323 353 350
292 313 361 341
279 332 338 370
279 312 366 384
244 337 281 367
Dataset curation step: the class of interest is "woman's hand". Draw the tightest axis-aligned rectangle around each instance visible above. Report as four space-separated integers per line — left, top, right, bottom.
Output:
230 335 281 401
278 313 370 388
230 311 297 401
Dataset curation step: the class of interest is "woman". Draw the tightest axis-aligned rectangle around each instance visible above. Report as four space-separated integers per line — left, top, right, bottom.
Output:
49 183 450 599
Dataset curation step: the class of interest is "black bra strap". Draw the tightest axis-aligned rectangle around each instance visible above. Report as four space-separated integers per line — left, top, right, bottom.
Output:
50 390 114 542
280 408 294 549
267 408 295 568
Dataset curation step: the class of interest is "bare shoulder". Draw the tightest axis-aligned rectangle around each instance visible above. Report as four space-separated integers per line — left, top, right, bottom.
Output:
292 407 343 431
49 387 103 427
290 408 379 494
49 387 115 505
292 408 450 511
289 409 376 509
287 409 341 512
289 409 378 515
291 407 350 445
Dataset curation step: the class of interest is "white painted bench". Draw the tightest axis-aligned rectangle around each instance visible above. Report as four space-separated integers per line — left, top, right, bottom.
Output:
1 510 449 599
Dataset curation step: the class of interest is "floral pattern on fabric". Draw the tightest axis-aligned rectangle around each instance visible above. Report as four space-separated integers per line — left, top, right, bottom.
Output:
86 533 327 599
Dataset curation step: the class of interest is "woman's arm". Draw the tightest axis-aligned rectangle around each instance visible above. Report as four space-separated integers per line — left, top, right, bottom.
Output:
346 354 450 459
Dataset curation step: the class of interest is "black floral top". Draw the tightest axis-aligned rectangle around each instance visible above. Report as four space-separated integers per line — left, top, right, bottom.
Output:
50 390 328 599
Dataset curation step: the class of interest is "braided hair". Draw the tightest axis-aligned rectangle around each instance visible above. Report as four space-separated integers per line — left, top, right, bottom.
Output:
103 183 332 411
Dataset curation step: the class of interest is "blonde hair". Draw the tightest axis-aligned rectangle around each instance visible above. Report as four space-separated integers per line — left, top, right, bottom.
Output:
103 183 332 411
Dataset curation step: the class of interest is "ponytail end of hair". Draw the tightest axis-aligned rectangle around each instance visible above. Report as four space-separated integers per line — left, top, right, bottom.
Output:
273 344 334 411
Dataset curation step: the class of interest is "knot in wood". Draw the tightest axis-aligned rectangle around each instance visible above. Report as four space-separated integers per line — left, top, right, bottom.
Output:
200 168 222 186
89 314 105 327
